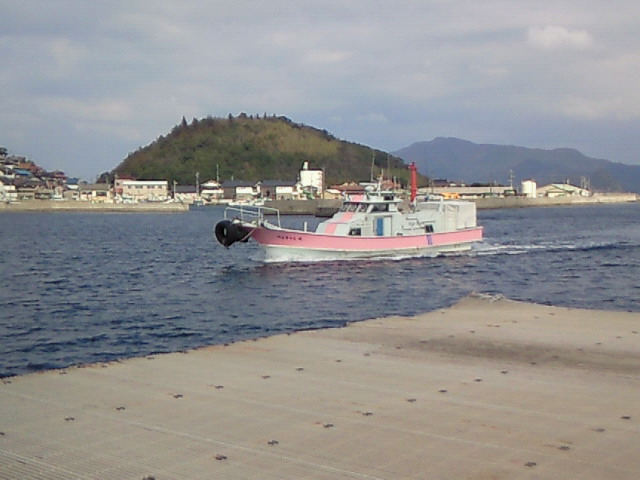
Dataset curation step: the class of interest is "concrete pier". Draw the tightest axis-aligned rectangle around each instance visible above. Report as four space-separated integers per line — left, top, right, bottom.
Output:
267 198 342 216
0 200 189 213
473 193 638 209
1 295 639 479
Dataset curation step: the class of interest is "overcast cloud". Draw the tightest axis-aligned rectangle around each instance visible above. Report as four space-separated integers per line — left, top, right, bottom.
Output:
2 0 640 180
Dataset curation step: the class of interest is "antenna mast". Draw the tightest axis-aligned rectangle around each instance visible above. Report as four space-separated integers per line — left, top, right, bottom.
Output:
409 162 417 203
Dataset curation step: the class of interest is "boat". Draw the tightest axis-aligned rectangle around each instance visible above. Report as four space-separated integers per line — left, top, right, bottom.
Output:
214 163 483 262
228 198 266 208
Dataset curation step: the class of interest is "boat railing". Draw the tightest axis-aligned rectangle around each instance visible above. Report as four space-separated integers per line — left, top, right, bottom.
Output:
224 205 282 227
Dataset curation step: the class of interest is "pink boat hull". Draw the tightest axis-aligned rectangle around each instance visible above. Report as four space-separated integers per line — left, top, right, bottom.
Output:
247 224 483 262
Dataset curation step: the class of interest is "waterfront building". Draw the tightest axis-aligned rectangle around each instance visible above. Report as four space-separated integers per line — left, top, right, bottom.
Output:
115 179 168 202
79 183 113 202
538 183 590 197
299 161 324 197
222 180 258 200
258 180 298 200
200 180 223 201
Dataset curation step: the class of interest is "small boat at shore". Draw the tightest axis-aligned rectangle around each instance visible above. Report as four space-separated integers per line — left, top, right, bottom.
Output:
228 198 266 208
214 164 483 262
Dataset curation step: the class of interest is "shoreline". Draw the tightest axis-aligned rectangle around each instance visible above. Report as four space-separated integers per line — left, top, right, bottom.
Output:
2 294 639 478
1 193 636 215
0 199 190 213
473 192 638 209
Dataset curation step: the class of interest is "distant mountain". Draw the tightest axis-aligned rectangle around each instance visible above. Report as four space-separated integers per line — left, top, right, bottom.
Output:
110 114 411 186
393 137 640 193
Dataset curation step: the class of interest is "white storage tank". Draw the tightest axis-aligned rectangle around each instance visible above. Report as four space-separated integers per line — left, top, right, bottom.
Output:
521 180 537 198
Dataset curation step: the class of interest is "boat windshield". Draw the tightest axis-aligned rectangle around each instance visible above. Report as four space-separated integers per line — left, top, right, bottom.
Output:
371 203 389 212
339 202 360 212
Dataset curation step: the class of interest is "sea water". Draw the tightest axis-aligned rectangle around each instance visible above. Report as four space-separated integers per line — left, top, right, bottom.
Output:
1 203 639 377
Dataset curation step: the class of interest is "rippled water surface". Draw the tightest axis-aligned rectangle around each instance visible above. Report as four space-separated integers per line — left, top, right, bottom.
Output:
1 203 639 376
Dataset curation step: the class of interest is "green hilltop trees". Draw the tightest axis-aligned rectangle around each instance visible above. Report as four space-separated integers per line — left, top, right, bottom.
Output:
111 114 418 187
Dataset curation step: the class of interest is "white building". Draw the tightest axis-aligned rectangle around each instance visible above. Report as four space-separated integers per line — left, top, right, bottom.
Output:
259 180 298 200
116 179 168 201
78 183 113 202
299 162 323 196
0 180 17 202
538 183 590 197
200 180 223 200
521 180 537 198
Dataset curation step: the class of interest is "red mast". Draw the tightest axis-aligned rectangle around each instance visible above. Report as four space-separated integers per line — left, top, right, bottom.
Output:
409 162 417 202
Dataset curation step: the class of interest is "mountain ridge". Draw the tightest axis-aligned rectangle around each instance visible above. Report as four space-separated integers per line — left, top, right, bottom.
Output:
393 137 640 193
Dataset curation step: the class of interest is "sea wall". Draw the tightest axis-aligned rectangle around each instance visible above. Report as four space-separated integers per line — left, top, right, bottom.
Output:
473 193 638 209
267 198 342 216
0 200 190 213
269 194 639 216
2 194 636 214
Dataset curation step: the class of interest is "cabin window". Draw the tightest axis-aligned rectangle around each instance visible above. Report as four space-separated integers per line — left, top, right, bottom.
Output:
349 228 362 236
371 204 389 212
357 203 368 212
340 203 358 212
425 225 434 233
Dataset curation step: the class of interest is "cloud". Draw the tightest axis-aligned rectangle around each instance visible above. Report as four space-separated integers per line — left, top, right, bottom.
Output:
356 112 389 124
527 25 594 49
303 50 352 65
49 37 87 71
556 95 639 120
2 0 640 181
42 98 132 122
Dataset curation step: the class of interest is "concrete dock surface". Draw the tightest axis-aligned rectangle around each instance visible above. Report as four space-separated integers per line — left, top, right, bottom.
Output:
1 294 639 479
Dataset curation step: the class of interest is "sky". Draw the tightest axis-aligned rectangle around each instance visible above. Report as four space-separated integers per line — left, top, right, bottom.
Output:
2 0 640 181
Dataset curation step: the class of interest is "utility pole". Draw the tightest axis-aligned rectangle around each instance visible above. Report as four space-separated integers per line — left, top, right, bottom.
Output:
387 153 390 183
370 150 375 182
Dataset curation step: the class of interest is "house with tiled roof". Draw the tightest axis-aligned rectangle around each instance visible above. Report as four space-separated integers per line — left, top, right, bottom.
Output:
258 180 298 200
221 180 259 200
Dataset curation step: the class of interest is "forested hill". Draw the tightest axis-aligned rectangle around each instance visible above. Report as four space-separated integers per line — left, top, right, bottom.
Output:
111 114 411 186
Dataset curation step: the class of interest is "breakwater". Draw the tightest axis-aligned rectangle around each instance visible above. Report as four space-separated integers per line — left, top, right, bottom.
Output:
473 192 638 209
0 200 190 213
2 193 636 215
266 198 342 216
270 193 638 215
